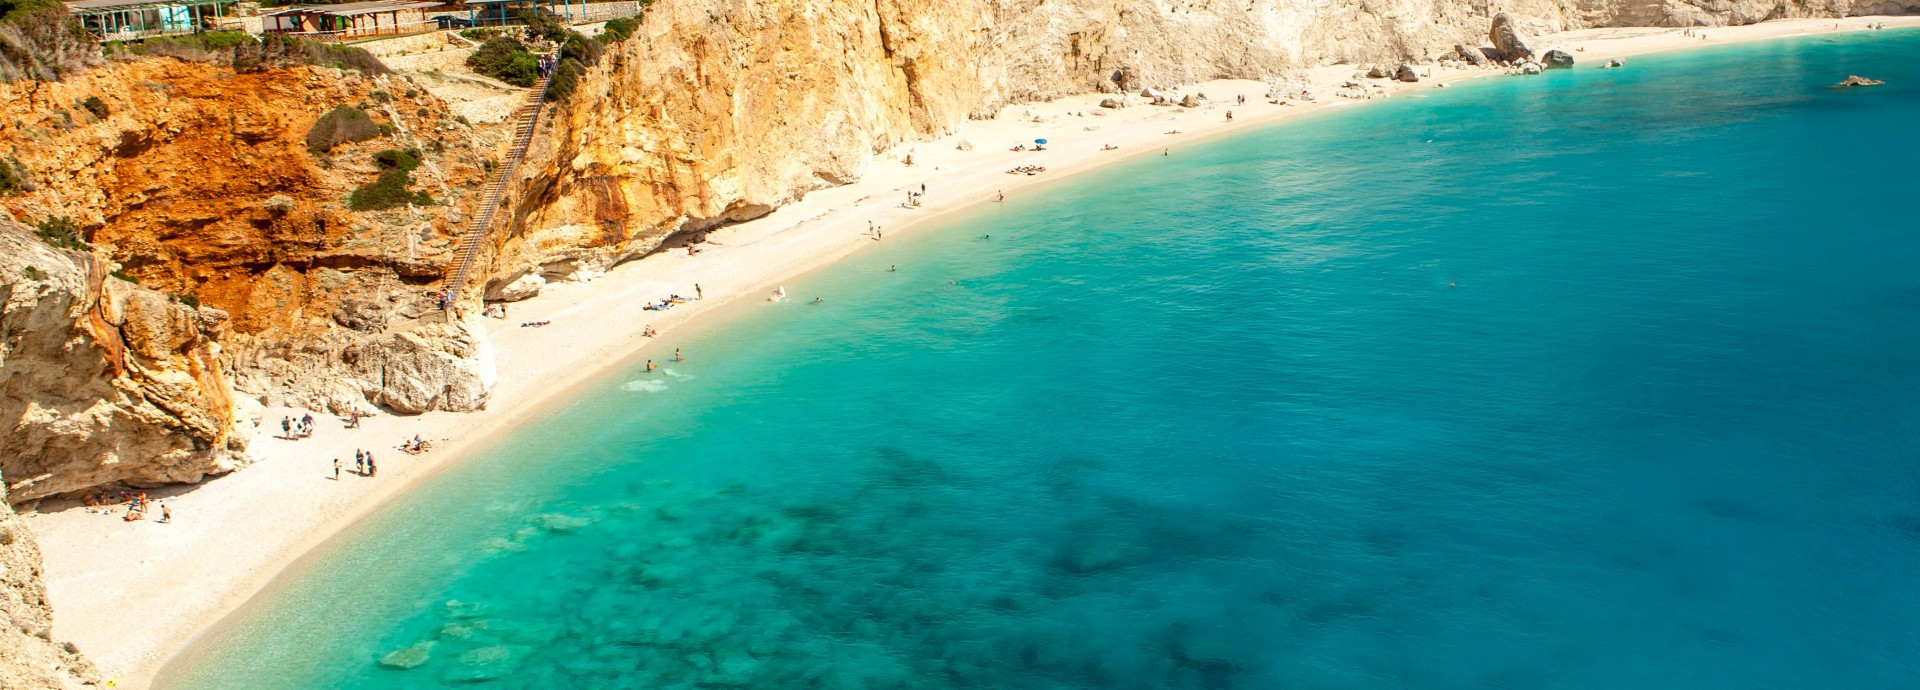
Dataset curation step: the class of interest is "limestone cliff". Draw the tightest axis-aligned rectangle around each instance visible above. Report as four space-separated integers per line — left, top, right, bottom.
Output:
0 213 248 503
0 476 100 689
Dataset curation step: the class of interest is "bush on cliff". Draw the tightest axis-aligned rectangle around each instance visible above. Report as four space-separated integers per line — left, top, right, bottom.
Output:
0 155 27 193
598 17 637 44
34 216 86 250
307 105 383 154
467 36 536 87
80 95 108 119
233 35 388 75
545 33 600 102
0 2 100 82
348 148 433 211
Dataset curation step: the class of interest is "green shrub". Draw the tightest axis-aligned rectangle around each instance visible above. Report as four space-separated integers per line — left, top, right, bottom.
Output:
520 9 569 44
177 294 200 309
80 95 108 119
109 269 137 283
459 28 501 42
0 3 98 82
466 37 536 87
547 57 584 102
306 105 381 154
598 17 637 44
369 89 390 103
349 148 432 211
0 156 26 193
34 216 85 250
20 265 48 281
231 35 388 75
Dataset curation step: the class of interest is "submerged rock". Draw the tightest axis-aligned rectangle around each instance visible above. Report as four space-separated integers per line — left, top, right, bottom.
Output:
442 645 527 684
535 513 594 533
1833 75 1884 87
1542 49 1574 69
1605 57 1626 68
378 641 435 670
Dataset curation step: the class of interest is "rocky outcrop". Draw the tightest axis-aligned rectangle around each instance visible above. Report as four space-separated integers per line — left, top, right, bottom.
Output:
1456 44 1492 67
0 476 101 689
0 58 497 421
1396 63 1422 82
1542 49 1576 69
1 215 244 503
351 316 496 415
1833 75 1883 87
1490 13 1537 63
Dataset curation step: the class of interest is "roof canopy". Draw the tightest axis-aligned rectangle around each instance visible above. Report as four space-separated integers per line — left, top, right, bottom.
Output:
66 0 223 12
267 0 442 17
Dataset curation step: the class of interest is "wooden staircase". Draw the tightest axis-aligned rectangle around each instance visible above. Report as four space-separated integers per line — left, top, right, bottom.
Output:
444 66 557 310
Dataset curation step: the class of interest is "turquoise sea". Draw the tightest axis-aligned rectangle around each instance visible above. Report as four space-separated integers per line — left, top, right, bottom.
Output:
164 30 1920 689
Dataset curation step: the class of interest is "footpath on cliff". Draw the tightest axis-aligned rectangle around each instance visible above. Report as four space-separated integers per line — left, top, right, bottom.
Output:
19 15 1919 689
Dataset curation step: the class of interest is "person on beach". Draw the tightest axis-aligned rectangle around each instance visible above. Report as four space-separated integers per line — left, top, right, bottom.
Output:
356 453 365 476
281 417 291 438
334 459 341 480
997 191 1005 202
368 455 377 477
1163 148 1169 156
159 503 171 524
695 284 703 300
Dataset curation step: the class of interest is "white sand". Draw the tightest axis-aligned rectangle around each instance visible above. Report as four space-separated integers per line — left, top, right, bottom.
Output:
26 16 1916 688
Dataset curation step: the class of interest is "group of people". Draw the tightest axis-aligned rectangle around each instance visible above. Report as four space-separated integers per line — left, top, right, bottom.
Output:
1006 165 1048 175
281 413 317 440
644 294 693 311
401 435 432 455
482 303 511 319
82 490 170 523
335 449 380 479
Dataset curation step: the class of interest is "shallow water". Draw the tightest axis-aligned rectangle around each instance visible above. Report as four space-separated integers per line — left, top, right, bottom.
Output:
165 31 1920 689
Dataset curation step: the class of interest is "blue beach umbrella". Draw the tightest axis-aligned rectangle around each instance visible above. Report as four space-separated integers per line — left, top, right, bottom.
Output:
1035 138 1048 145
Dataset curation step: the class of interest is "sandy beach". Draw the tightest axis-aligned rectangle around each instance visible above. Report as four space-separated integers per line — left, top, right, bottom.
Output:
25 16 1917 688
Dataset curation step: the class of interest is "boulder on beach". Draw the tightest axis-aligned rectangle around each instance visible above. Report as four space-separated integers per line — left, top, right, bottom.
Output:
1366 64 1390 79
1833 75 1884 87
1489 13 1534 63
1520 61 1543 75
954 139 973 151
1542 49 1574 69
1395 63 1420 82
1178 93 1200 108
1456 44 1491 67
1099 97 1122 109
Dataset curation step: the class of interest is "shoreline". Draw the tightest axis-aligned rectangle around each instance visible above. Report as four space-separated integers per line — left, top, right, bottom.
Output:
27 16 1917 688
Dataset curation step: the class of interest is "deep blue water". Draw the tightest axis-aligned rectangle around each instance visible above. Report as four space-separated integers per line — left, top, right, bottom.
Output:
164 30 1920 689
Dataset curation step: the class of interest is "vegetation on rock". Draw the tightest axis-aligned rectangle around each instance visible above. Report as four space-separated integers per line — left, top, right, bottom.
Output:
34 216 84 250
467 36 537 87
79 95 108 119
0 0 99 82
307 105 383 154
348 148 433 211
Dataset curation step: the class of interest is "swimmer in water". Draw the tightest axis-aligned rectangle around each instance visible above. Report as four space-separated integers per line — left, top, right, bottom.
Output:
813 297 824 304
675 348 684 361
646 359 657 372
889 265 897 272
